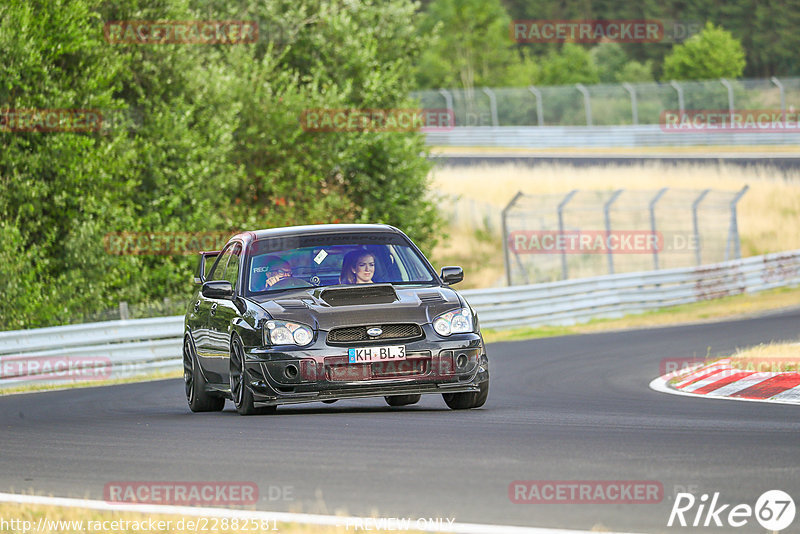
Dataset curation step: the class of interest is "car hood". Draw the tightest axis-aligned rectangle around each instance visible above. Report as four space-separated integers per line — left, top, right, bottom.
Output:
247 284 463 330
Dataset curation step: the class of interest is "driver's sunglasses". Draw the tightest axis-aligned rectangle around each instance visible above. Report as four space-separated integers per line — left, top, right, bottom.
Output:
276 269 292 276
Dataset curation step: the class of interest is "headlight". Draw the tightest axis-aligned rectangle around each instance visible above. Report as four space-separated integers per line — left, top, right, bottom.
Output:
264 320 314 346
432 308 473 336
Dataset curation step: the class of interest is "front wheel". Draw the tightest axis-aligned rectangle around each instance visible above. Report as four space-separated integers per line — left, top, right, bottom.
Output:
230 338 276 416
184 337 225 412
442 379 488 410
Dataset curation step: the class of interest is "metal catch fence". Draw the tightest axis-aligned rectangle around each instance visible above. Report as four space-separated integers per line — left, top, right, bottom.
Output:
412 77 800 127
502 187 748 285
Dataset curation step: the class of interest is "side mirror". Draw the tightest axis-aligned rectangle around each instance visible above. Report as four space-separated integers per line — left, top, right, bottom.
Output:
202 280 234 299
440 266 463 285
194 251 221 284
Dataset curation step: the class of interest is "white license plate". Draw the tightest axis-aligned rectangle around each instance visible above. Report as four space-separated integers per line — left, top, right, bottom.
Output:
348 345 406 363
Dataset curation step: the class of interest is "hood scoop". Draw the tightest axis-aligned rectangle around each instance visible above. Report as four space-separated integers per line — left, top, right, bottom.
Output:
320 284 398 306
418 291 445 304
275 299 309 310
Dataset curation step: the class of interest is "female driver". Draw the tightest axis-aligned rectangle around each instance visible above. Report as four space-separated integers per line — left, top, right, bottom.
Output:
339 250 375 284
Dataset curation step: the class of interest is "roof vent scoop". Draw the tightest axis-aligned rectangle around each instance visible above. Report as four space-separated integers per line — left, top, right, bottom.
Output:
320 284 398 306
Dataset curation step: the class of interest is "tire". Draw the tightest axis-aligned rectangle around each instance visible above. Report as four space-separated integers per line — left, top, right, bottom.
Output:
230 337 277 416
384 394 422 407
442 379 489 410
184 337 225 413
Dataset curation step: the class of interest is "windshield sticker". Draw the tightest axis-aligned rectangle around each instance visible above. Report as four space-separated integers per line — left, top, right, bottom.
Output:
314 249 328 264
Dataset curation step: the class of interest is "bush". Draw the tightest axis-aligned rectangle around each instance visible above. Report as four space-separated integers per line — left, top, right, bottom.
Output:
0 0 441 329
662 22 746 81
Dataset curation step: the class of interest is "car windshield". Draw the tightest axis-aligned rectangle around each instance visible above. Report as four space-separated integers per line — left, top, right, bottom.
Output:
245 232 437 295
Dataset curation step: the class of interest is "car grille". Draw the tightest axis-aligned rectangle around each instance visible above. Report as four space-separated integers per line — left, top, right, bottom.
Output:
327 323 423 345
325 351 431 381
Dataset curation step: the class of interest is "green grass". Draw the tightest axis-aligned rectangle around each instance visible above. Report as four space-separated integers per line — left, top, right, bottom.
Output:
0 369 182 396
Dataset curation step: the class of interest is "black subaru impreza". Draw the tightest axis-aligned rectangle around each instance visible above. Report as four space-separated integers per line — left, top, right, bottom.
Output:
183 224 489 415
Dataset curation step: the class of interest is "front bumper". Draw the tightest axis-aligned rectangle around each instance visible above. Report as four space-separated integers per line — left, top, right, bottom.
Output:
242 328 489 407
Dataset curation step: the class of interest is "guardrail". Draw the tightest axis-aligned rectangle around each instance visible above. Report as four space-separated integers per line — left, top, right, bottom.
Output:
422 126 800 148
0 317 184 389
1 250 798 388
463 249 800 328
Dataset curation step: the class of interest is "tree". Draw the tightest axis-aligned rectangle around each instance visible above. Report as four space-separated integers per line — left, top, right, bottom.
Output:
591 43 630 84
415 0 516 90
615 60 654 83
662 22 745 80
538 44 599 86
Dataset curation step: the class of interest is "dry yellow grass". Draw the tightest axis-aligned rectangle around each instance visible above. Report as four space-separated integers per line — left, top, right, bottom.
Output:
430 225 505 289
0 502 425 534
730 341 800 372
429 162 800 289
430 162 800 258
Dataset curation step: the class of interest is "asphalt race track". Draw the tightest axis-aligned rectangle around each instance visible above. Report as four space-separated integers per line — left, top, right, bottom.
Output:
2 308 800 533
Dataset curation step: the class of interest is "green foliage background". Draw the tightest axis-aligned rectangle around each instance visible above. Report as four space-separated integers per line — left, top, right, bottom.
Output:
0 0 439 329
415 0 786 89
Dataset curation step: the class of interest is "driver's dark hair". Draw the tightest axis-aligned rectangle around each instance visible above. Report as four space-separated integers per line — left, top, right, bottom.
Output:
339 249 374 284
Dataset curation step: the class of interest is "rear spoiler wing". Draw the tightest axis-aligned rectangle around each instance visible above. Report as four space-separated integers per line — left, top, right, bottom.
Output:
194 250 221 284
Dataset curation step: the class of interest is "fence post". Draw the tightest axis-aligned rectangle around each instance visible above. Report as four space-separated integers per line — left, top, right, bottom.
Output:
623 82 638 125
503 191 525 286
649 188 668 270
726 185 749 261
528 86 544 126
692 189 710 265
669 81 684 115
557 190 579 280
482 87 499 127
604 189 624 274
575 83 592 126
720 78 735 123
119 301 130 321
438 89 454 125
771 77 786 126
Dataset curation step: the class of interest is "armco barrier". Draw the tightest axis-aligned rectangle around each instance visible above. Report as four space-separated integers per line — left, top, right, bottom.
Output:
422 125 800 148
0 317 184 388
1 250 798 388
462 249 800 328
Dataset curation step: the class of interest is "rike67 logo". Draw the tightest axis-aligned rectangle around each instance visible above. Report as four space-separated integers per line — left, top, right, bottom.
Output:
668 490 796 531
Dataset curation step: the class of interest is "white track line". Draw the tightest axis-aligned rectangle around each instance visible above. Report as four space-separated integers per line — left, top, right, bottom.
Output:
0 492 645 534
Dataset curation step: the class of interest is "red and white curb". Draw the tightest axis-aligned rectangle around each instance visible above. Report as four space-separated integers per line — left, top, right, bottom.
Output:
650 357 800 405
